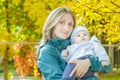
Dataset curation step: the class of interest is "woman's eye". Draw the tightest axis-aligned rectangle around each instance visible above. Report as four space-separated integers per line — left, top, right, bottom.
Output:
59 21 65 24
68 23 74 26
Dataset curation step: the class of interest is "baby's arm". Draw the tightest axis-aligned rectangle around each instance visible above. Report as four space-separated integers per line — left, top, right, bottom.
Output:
93 42 110 65
61 49 69 57
61 45 73 62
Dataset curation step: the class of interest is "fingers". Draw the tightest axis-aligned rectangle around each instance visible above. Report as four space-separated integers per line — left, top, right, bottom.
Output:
69 59 90 78
69 60 78 77
70 65 86 78
76 67 86 78
70 65 77 77
78 69 87 78
69 60 81 77
76 67 82 78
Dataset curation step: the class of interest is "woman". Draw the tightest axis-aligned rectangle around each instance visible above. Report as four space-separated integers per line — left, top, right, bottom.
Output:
37 7 111 80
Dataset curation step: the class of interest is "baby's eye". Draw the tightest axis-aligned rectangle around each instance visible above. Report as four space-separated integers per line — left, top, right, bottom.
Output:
77 35 80 37
84 34 87 36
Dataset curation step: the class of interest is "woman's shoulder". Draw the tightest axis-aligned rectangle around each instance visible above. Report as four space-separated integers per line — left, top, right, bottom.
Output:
38 43 58 58
42 42 56 49
39 43 56 53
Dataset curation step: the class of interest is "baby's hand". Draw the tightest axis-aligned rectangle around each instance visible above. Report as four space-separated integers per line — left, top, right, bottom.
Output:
62 50 69 57
102 60 109 66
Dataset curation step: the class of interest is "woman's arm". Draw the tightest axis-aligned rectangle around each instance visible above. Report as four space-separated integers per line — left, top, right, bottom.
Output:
89 56 111 73
69 59 91 78
69 56 111 78
38 47 64 80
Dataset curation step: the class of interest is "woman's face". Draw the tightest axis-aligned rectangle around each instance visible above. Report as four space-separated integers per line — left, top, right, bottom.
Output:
53 13 74 39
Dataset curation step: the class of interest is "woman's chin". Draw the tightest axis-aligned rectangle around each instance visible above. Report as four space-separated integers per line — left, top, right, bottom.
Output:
60 37 68 39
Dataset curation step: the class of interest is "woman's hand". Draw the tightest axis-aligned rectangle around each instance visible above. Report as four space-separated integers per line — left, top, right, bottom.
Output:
69 59 91 78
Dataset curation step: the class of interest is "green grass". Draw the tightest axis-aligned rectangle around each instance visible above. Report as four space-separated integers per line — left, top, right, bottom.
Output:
99 71 120 80
0 63 18 76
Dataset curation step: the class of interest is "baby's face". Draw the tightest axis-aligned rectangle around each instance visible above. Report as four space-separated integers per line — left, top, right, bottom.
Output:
73 30 89 43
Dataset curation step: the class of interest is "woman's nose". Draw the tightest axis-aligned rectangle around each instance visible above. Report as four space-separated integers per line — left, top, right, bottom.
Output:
63 25 69 31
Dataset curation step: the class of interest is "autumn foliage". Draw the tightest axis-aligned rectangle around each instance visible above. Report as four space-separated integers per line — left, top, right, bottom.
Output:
13 44 38 76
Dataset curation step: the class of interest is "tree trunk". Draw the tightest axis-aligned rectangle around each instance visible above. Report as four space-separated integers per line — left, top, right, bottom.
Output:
3 47 9 80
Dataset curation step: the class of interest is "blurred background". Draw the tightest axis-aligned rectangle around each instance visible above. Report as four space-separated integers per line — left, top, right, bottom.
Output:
0 0 120 80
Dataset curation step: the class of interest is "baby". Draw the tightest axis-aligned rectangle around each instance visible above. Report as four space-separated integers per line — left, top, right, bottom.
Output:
62 26 110 80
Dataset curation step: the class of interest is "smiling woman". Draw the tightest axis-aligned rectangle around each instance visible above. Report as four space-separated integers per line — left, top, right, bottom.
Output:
37 7 76 80
39 7 75 47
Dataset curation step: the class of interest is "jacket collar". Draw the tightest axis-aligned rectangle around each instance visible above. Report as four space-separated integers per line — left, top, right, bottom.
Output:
47 38 70 52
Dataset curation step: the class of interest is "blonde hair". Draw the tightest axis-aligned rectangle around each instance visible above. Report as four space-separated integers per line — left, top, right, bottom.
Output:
40 7 75 46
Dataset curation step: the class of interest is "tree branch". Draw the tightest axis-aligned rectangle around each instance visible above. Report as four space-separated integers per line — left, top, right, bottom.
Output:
111 1 120 8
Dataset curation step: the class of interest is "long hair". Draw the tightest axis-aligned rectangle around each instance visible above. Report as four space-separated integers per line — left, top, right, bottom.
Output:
40 7 76 46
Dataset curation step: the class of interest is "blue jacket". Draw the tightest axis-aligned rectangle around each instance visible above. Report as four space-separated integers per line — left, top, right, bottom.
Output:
37 38 111 80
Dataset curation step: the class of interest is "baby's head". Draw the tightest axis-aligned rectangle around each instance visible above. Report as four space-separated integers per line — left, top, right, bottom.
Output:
70 26 90 44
